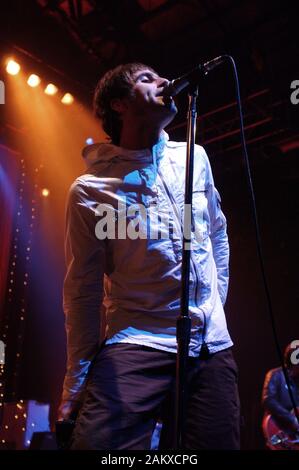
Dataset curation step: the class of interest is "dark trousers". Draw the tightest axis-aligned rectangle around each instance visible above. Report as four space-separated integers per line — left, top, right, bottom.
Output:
71 343 240 450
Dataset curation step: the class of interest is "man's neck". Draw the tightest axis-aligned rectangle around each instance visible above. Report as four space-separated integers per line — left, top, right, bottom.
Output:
119 122 163 150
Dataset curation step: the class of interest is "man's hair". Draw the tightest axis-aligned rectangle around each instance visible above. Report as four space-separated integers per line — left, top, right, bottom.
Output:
93 63 156 145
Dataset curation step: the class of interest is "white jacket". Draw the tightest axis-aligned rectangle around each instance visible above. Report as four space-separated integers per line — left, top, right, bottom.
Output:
62 132 232 402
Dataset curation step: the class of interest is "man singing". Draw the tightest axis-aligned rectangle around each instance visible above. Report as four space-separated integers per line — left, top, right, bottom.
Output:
58 63 240 450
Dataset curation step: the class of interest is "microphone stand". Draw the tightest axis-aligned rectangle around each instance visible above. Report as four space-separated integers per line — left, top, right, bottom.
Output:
175 82 199 449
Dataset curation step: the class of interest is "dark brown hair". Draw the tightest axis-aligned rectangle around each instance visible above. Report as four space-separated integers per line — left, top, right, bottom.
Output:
93 63 156 145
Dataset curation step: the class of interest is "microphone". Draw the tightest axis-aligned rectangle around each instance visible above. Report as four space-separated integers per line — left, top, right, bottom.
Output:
163 56 226 96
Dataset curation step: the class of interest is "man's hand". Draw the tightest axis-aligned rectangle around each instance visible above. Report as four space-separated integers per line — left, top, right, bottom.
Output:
56 400 81 449
57 400 81 422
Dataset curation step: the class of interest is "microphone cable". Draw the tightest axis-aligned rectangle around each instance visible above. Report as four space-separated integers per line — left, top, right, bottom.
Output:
219 54 299 425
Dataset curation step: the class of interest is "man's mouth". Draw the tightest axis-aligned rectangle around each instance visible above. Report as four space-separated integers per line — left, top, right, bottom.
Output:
162 95 173 106
156 93 173 106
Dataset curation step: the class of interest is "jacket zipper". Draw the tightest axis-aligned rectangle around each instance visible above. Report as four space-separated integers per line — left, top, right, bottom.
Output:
157 160 207 345
156 166 198 306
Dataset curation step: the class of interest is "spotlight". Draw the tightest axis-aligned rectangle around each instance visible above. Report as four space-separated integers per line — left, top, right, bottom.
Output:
41 188 50 197
85 137 94 145
61 93 74 105
27 74 41 87
44 84 58 95
6 59 20 75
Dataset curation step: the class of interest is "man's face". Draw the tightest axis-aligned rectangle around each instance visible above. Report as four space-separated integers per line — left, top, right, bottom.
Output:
117 68 177 127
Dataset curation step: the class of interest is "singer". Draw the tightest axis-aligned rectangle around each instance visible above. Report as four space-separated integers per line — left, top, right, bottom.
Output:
57 62 240 450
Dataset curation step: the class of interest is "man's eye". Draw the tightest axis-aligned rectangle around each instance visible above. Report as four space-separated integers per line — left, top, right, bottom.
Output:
138 75 154 83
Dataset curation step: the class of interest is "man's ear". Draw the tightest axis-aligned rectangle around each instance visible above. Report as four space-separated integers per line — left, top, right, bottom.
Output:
110 98 128 115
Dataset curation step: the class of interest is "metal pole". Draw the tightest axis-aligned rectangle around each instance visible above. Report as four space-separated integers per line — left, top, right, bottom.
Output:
175 86 198 449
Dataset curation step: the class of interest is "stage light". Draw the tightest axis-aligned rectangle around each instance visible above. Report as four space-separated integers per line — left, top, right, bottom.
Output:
44 83 58 95
41 188 50 197
85 137 94 145
61 93 74 105
6 59 21 75
27 74 41 87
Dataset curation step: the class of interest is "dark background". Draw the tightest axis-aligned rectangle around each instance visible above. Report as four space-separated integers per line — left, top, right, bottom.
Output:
0 0 298 449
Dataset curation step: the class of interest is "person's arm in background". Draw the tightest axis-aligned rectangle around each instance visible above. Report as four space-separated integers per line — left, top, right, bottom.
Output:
203 149 229 306
58 181 105 420
262 369 299 433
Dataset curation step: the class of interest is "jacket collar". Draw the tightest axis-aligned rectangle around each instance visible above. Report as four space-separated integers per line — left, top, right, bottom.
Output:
82 131 169 167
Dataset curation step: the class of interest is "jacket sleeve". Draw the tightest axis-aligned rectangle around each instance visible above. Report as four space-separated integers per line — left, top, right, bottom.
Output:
262 369 297 430
203 150 229 306
62 181 105 403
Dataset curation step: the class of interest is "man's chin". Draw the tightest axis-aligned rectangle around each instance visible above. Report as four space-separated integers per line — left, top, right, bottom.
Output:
163 99 178 117
168 100 178 115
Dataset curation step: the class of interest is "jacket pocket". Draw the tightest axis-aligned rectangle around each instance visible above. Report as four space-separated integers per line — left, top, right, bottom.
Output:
192 189 209 243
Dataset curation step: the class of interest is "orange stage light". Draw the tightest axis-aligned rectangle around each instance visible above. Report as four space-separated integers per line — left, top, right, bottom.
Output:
41 188 50 197
61 93 74 105
44 84 58 95
6 59 21 75
27 74 41 87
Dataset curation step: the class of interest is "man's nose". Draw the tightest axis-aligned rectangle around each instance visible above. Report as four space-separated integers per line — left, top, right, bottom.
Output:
157 76 169 88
